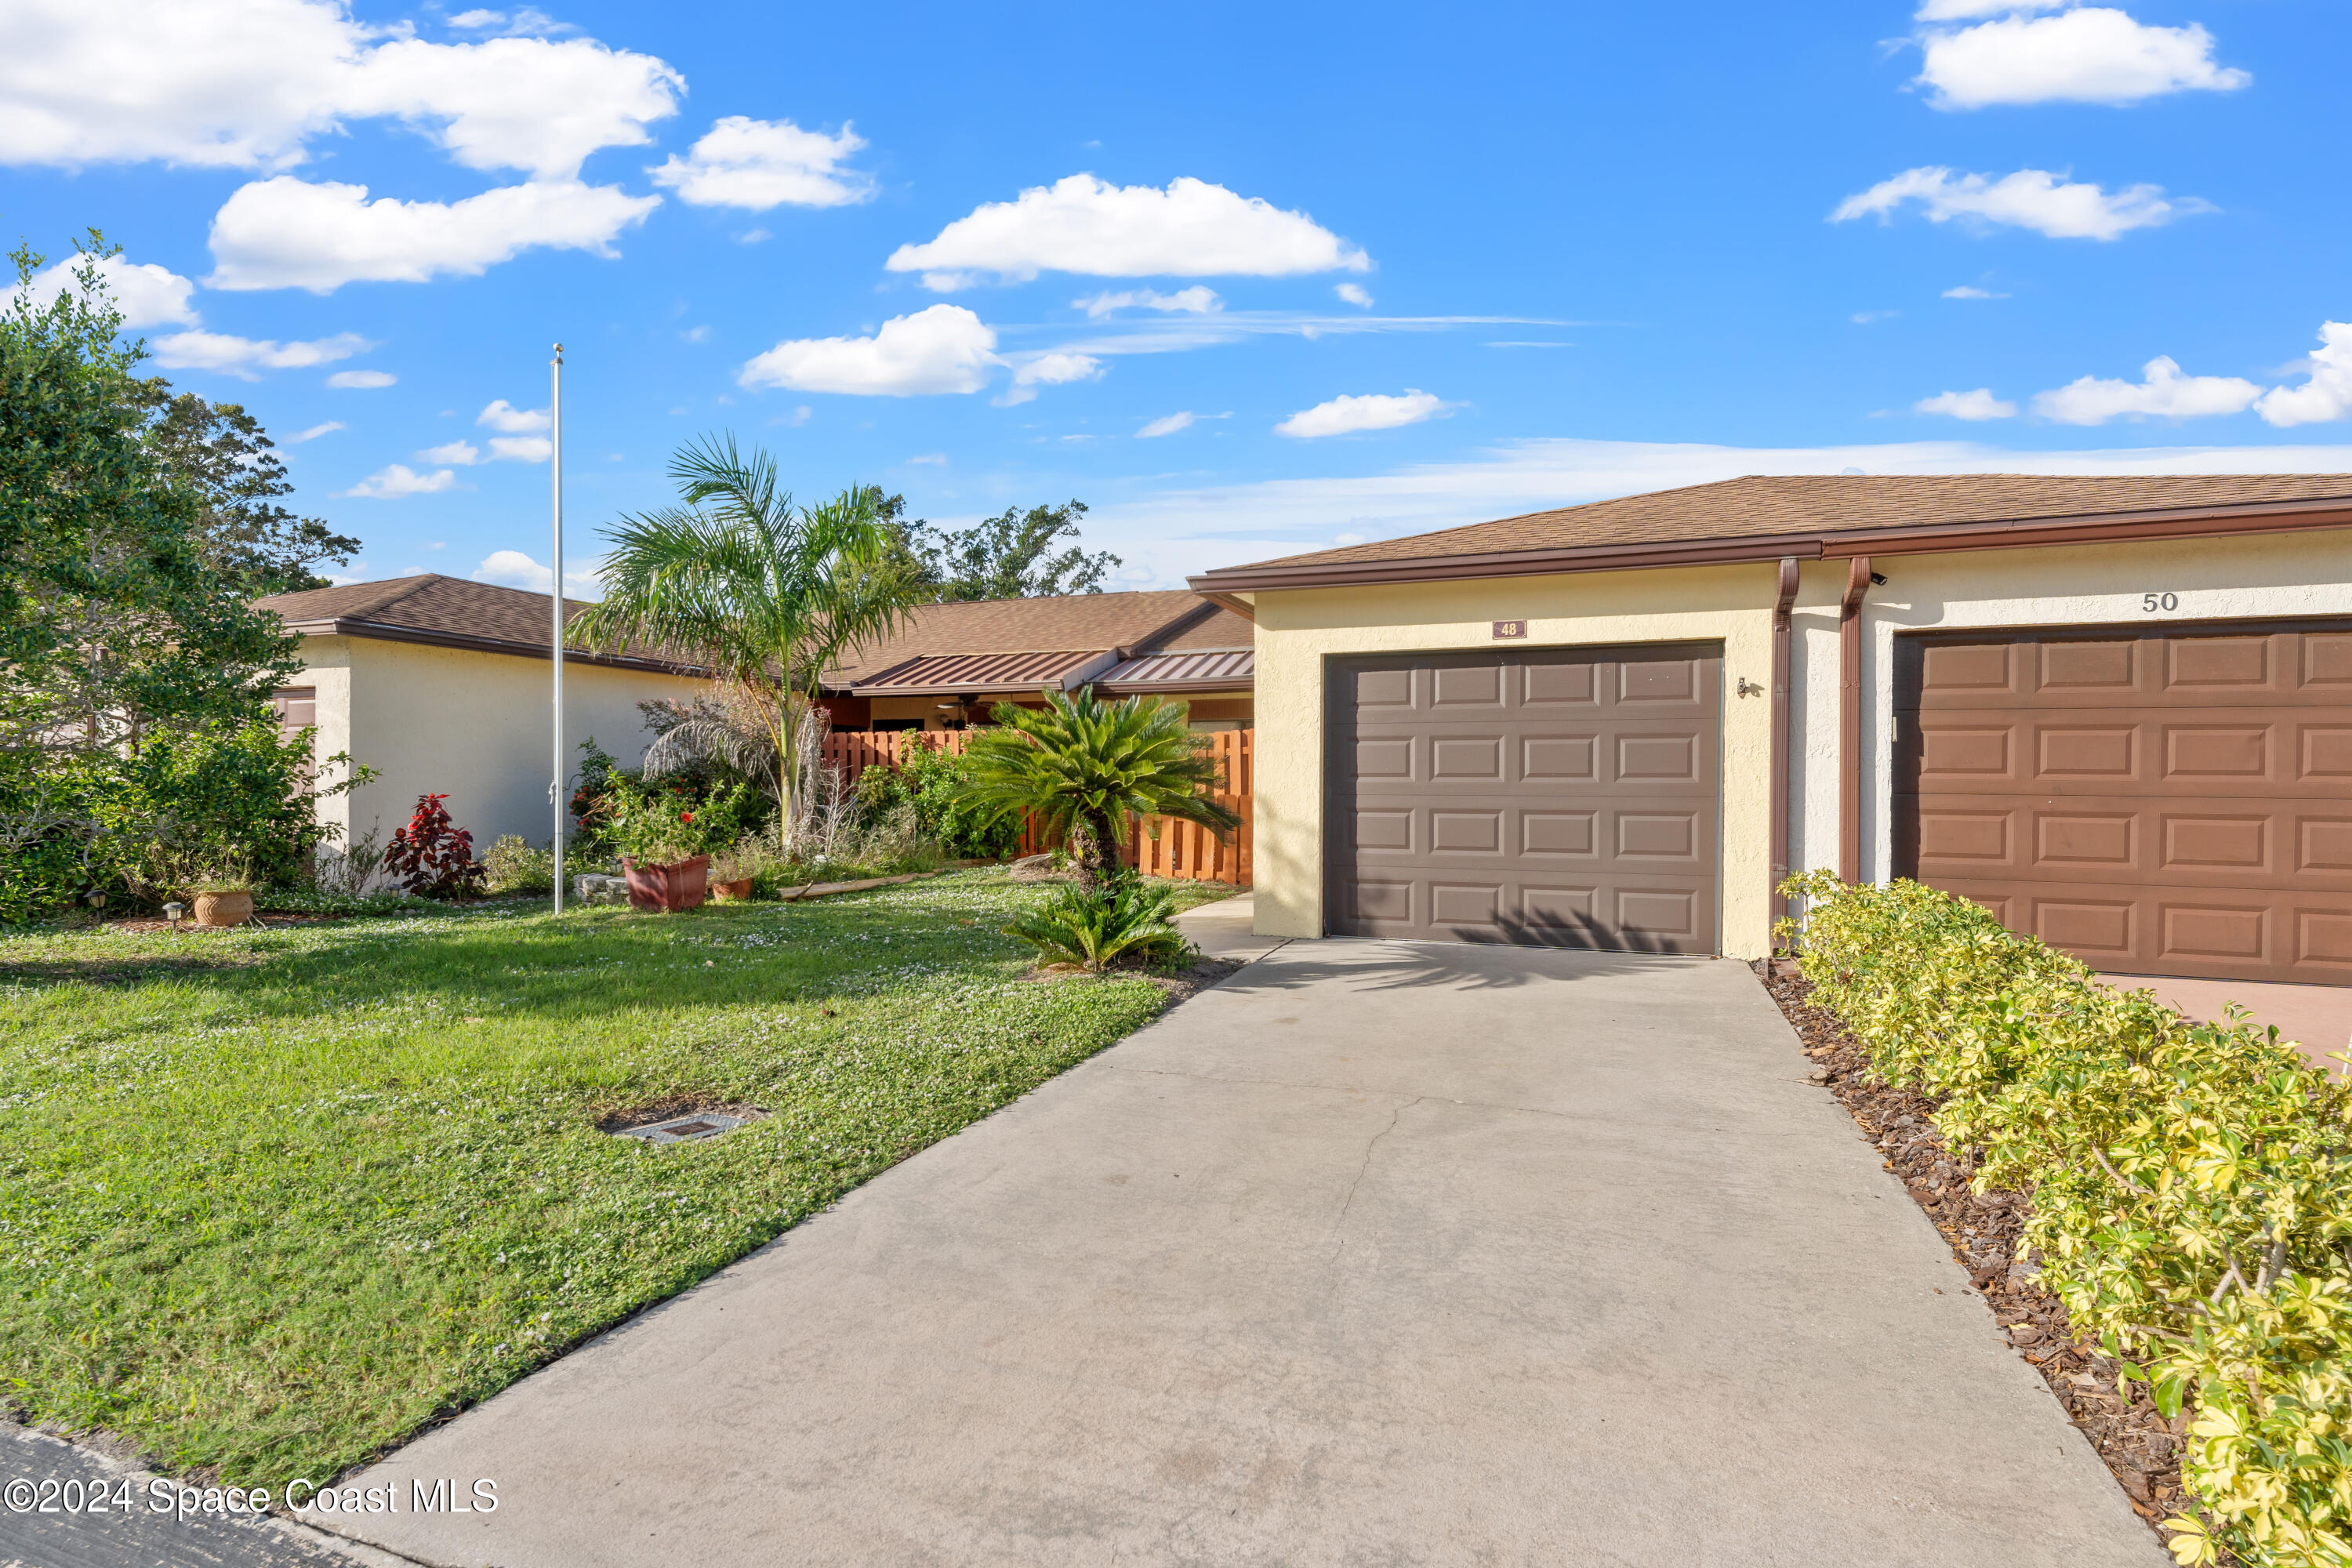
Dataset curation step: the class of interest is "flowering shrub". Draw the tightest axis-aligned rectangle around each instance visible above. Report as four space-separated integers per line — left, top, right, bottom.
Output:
382 793 484 898
603 779 757 866
1786 872 2352 1568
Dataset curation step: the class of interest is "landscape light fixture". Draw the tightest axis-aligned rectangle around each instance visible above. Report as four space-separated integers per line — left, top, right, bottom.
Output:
163 901 185 932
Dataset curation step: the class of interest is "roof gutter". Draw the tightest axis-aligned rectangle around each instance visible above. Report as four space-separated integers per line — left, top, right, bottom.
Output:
1188 495 2352 595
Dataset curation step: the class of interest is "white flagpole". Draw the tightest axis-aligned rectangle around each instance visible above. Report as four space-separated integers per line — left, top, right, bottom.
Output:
550 342 565 914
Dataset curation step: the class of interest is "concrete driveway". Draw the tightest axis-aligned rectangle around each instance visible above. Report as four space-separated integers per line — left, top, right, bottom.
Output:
324 938 2160 1568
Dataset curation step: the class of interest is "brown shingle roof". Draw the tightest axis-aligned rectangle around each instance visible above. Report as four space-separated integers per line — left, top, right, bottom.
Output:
1144 605 1253 651
1203 474 2352 579
825 590 1217 685
254 574 702 673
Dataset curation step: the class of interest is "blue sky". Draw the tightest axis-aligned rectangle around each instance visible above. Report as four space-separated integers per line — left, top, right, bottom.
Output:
5 0 2347 593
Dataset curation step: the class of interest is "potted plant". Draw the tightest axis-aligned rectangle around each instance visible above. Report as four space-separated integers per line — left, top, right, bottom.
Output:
191 864 258 927
708 840 761 901
612 782 754 912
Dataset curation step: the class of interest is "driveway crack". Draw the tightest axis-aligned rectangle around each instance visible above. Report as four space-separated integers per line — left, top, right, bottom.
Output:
1330 1098 1419 1261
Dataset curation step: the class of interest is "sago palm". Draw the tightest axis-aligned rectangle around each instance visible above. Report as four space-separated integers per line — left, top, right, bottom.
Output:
569 436 910 822
961 688 1241 889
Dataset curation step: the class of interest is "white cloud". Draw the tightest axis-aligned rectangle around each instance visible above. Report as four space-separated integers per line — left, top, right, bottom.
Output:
1014 352 1102 384
1334 282 1374 308
886 174 1370 290
1942 285 2008 299
342 463 456 498
1914 388 2017 420
2256 321 2352 428
488 434 551 462
906 453 948 466
739 304 1000 396
148 328 371 378
285 420 343 441
448 9 504 27
995 349 1104 406
648 116 873 209
337 36 679 180
477 398 551 433
326 369 394 388
207 176 659 292
2031 356 2263 424
1831 167 2191 241
7 252 199 327
1276 389 1448 439
1851 310 1900 325
418 441 481 465
0 0 681 177
1916 8 2249 110
1074 285 1222 319
1137 411 1196 438
736 227 771 245
471 548 600 595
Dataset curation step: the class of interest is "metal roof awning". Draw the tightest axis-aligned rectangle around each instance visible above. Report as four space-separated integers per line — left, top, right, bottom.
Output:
1093 648 1255 694
848 648 1119 697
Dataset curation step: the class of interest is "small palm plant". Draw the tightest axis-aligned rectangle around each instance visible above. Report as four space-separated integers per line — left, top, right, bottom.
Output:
1004 877 1189 971
960 688 1240 891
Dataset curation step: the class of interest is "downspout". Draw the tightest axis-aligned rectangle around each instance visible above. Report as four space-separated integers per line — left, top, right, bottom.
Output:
1769 556 1800 937
1838 556 1871 885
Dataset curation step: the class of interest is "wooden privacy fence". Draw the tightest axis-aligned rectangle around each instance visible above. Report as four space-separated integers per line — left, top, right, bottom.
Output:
819 728 1253 887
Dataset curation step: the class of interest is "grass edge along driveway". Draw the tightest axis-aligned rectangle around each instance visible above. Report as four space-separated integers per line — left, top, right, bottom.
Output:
0 871 1218 1486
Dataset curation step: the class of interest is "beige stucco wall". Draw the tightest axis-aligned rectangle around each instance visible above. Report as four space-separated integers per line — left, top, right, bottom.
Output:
299 635 711 858
1247 524 2352 961
1250 564 1784 956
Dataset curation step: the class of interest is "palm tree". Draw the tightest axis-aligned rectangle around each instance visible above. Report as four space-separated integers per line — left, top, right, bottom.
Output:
569 435 909 823
960 688 1241 890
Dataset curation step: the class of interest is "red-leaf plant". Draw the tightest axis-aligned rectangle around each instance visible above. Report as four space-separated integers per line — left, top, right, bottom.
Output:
383 793 485 898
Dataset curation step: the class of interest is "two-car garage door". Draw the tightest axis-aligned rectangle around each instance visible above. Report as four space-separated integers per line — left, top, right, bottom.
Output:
1896 621 2352 985
1325 643 1722 950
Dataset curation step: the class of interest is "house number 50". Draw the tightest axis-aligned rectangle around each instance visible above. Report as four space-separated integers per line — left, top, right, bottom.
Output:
2142 592 2179 612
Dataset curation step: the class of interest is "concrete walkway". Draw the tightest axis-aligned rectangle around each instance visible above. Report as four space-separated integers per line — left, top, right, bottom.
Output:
325 942 2160 1568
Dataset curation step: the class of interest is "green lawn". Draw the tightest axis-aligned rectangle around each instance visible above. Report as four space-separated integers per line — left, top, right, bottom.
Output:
0 871 1234 1486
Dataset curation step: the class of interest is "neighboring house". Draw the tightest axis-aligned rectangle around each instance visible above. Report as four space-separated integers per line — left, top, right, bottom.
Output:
819 590 1254 731
254 575 713 855
1191 473 2352 990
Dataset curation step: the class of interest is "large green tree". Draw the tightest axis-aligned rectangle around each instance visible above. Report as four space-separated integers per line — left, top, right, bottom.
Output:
1 234 300 764
877 495 1122 601
570 435 915 822
135 385 361 594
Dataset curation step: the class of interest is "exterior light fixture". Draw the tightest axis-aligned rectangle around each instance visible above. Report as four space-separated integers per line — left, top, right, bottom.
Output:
163 900 186 932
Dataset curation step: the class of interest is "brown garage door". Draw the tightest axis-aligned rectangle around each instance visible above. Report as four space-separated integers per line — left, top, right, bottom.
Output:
1326 643 1721 949
1895 621 2352 985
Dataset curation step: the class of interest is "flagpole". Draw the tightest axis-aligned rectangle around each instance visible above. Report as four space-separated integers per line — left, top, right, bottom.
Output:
550 342 565 915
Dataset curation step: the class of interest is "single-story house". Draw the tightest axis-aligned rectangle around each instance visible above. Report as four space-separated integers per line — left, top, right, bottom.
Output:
1189 473 2352 989
257 577 1254 853
255 574 713 854
818 590 1254 731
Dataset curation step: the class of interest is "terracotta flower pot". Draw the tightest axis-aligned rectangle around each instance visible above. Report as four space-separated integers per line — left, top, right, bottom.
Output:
194 891 254 927
711 877 754 901
621 854 710 913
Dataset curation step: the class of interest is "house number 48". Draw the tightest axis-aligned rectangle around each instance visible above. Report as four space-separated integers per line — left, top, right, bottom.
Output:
2142 592 2180 612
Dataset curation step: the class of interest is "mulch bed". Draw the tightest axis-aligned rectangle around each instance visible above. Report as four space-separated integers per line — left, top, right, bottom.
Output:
1759 961 2202 1549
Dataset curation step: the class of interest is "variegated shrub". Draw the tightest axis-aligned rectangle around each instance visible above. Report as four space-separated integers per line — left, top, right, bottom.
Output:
1787 873 2352 1568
